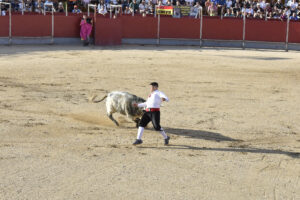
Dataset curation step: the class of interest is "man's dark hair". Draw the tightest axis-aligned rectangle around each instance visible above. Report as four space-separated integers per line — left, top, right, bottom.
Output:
150 82 159 87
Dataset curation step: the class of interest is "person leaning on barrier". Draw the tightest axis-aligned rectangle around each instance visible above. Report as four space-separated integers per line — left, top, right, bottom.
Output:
124 6 131 14
72 4 82 13
98 2 108 15
129 0 139 13
1 5 6 16
146 1 154 14
139 0 146 14
290 12 299 20
57 2 65 12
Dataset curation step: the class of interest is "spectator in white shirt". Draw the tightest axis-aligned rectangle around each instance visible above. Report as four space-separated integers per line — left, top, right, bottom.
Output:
226 0 232 9
139 0 146 13
287 0 298 13
98 3 108 15
259 0 266 10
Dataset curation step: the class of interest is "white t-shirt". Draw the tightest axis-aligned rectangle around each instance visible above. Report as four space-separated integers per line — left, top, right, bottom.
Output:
162 0 168 5
98 4 107 14
138 90 169 109
226 0 232 8
288 1 298 10
259 1 266 9
139 3 146 11
186 0 195 5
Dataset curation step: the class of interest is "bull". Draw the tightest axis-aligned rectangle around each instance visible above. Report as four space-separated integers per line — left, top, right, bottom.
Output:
90 91 146 128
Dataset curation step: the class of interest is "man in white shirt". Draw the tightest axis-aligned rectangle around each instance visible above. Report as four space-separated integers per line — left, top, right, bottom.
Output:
132 82 170 145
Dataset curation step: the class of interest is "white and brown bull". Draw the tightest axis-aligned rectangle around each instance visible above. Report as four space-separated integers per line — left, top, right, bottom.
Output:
90 91 146 127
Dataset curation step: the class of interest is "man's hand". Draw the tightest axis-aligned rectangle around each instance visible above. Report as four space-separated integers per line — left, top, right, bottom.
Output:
161 98 166 102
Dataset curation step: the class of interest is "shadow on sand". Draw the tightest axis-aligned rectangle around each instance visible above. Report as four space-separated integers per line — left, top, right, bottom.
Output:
139 145 300 158
138 127 300 158
163 127 240 142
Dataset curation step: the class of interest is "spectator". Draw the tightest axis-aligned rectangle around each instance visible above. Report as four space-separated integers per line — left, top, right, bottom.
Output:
194 1 201 8
232 0 241 15
253 3 264 18
280 9 288 20
265 3 272 14
139 0 146 13
124 5 131 13
274 0 283 10
1 4 6 16
290 11 299 19
161 0 168 5
68 0 77 12
205 0 211 14
129 0 139 13
267 9 273 19
208 2 218 16
98 1 107 15
33 0 43 13
287 0 298 13
273 9 281 19
225 0 232 9
186 0 194 6
57 2 64 12
224 8 235 16
259 0 267 10
145 1 154 14
72 4 82 13
122 0 130 11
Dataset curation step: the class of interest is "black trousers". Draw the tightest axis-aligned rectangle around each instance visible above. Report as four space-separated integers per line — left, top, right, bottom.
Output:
139 111 161 131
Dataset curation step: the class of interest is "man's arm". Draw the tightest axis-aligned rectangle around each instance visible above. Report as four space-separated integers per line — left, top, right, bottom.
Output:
159 91 169 102
133 102 147 108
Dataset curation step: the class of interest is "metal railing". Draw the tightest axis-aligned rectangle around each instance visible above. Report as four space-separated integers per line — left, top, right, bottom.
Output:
110 5 122 19
0 4 294 50
88 4 96 17
0 2 12 44
199 6 203 47
242 11 246 49
285 14 290 52
44 3 54 44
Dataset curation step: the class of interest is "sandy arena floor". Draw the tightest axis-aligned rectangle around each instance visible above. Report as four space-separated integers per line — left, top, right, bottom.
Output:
0 45 300 200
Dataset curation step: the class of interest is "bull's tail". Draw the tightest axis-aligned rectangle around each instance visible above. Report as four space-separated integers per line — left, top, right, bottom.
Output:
89 94 108 103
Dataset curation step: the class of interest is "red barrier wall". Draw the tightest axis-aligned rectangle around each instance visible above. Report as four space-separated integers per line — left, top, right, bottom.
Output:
122 15 157 38
203 17 243 40
160 17 200 39
0 16 9 37
1 14 300 45
245 19 286 42
12 15 51 37
95 17 122 45
54 15 81 37
289 21 300 43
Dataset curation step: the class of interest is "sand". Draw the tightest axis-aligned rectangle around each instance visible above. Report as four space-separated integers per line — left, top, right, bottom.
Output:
0 45 299 200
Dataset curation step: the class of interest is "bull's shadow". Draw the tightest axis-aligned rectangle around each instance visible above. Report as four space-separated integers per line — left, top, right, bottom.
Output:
163 127 241 142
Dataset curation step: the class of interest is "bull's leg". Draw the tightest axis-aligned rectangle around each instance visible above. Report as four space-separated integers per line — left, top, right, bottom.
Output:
108 113 119 126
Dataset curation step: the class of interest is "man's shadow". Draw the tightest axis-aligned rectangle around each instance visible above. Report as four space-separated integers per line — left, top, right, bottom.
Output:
164 127 240 142
140 127 300 158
